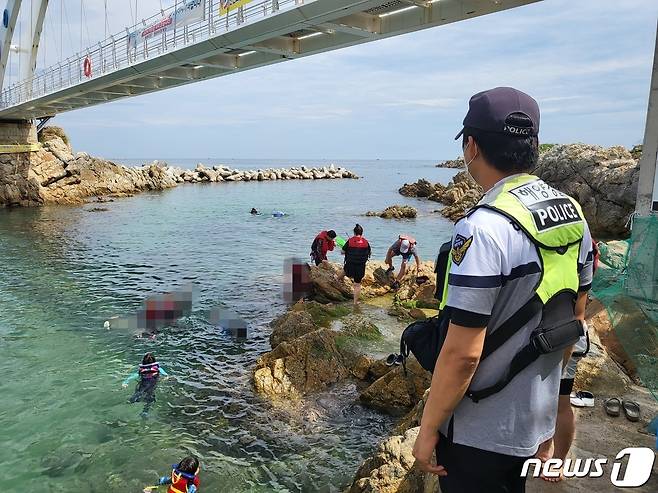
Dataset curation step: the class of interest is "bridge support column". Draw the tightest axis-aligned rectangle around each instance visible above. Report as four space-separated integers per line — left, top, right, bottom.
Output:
0 120 43 206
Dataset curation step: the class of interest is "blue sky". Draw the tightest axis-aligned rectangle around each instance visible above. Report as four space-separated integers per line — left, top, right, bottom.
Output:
25 0 658 160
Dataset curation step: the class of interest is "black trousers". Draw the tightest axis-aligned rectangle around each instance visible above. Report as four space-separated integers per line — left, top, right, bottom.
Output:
436 434 530 493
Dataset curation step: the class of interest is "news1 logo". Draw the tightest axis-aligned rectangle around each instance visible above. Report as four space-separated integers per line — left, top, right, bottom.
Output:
521 447 655 487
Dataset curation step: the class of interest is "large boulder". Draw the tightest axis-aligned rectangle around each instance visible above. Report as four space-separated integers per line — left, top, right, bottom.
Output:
308 262 353 303
359 357 431 416
346 427 438 493
269 310 318 349
309 261 437 303
534 144 639 238
253 328 350 398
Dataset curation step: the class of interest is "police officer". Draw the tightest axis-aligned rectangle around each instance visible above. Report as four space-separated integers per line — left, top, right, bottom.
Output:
412 87 594 492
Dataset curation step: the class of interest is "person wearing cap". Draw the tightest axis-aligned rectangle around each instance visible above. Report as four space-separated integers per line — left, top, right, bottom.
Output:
385 235 421 289
412 87 594 492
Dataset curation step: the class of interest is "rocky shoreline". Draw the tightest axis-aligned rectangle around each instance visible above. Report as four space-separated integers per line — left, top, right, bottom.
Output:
402 144 641 238
249 255 656 493
0 127 358 207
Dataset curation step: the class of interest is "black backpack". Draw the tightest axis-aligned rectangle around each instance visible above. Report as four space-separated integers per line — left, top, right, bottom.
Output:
400 310 450 373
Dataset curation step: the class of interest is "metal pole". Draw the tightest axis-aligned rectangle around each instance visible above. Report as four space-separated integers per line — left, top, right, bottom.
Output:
173 0 178 46
636 18 658 215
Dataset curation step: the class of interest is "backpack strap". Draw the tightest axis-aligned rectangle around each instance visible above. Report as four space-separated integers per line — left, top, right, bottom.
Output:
480 295 543 360
466 340 541 402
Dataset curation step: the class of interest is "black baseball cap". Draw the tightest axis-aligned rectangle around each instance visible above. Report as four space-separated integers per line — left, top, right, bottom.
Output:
455 87 540 140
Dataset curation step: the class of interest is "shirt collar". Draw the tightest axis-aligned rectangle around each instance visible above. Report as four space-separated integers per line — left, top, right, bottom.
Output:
479 173 528 205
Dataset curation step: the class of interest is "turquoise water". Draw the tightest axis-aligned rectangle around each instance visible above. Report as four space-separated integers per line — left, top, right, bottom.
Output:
0 159 457 492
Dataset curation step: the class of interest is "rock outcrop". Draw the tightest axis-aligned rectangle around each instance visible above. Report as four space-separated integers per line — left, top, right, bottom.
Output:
253 327 350 398
399 179 437 198
366 205 418 219
253 301 387 399
308 261 437 304
534 144 639 238
401 144 640 237
0 127 359 207
359 358 431 416
346 427 438 493
435 157 464 168
398 171 482 222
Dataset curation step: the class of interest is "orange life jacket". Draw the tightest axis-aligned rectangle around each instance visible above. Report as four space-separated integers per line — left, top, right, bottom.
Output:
168 468 200 493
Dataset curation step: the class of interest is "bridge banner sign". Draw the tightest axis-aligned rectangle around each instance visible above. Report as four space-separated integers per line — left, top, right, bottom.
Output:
128 0 206 50
220 0 256 15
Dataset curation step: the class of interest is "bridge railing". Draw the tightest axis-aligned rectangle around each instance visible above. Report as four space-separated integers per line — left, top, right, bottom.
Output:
0 0 304 110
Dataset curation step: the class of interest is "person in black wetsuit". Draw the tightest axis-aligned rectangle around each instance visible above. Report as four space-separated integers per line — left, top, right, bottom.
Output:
339 224 371 305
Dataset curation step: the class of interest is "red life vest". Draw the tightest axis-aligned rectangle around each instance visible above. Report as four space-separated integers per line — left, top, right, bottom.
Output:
312 231 335 259
168 468 200 493
347 236 369 249
139 362 160 379
345 236 370 265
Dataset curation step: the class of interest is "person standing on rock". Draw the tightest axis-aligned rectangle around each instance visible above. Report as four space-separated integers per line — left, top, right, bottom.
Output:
412 87 594 493
385 235 420 289
339 224 371 305
310 229 337 266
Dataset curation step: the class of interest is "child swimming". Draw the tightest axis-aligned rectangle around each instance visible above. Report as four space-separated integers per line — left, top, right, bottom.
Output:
122 352 168 414
144 456 200 493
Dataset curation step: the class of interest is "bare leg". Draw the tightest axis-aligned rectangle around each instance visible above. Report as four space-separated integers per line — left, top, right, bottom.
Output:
397 261 407 282
385 251 394 272
353 283 361 305
553 395 576 460
542 395 574 482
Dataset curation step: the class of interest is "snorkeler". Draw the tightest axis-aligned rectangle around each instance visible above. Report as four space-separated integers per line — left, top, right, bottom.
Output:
122 352 169 414
144 456 201 493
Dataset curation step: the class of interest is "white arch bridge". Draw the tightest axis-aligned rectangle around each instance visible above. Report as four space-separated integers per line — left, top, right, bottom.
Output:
0 0 541 120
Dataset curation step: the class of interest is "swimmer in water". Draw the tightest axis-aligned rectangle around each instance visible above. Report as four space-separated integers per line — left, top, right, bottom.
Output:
122 352 169 415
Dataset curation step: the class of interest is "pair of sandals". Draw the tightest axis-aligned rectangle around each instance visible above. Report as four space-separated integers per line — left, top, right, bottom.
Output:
604 397 641 422
386 353 404 366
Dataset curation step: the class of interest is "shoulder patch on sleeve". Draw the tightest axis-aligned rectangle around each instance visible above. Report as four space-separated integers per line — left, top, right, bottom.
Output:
451 234 473 266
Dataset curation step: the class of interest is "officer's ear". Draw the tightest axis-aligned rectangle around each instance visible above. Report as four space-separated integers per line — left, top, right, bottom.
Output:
463 136 478 159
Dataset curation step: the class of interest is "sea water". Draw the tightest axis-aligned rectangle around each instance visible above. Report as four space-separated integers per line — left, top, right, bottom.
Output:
0 159 458 492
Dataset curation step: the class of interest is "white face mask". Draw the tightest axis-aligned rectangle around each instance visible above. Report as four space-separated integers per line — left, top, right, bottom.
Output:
463 141 477 178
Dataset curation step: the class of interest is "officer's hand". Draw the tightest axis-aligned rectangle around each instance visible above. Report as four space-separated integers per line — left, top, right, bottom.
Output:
412 427 446 476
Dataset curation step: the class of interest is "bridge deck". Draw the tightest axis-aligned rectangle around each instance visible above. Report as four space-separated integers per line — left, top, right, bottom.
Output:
0 0 540 121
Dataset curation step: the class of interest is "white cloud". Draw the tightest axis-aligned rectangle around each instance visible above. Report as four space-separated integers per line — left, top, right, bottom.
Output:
49 0 658 158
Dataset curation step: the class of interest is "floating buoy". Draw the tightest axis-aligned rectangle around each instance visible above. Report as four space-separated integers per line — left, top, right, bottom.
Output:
83 56 92 77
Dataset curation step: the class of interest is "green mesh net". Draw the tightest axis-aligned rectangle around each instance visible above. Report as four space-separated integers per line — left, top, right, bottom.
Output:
592 215 658 401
